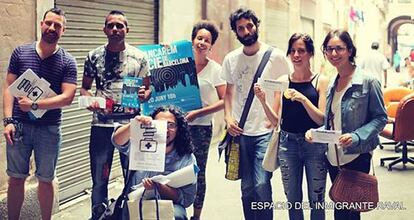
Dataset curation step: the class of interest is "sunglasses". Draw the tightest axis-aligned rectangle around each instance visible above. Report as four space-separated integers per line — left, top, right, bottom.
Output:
106 22 126 29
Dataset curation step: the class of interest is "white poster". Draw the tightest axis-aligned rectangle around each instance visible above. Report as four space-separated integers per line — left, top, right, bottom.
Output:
129 119 167 172
8 69 56 118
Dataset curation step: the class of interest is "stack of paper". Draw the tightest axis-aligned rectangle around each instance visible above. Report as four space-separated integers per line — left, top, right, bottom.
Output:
128 164 199 201
78 96 106 109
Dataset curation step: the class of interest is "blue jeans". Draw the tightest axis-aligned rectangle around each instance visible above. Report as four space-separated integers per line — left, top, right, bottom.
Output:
89 126 128 217
6 123 61 182
239 132 273 220
278 130 327 220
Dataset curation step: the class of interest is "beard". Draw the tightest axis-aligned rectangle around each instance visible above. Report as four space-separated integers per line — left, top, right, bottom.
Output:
41 31 59 44
237 31 259 46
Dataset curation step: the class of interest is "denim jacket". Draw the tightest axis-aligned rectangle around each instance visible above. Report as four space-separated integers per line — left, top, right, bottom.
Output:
324 67 387 154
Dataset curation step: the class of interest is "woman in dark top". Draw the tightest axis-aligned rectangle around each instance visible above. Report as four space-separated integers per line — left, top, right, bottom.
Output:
254 33 329 220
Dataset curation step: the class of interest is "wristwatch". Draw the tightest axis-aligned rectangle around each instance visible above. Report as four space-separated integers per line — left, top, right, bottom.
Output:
3 117 15 127
31 102 39 110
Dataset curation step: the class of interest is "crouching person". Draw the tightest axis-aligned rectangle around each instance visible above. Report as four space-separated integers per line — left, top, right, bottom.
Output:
112 105 197 220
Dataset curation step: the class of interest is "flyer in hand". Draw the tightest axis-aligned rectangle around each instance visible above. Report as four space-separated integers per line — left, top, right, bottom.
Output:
8 68 56 118
121 76 143 108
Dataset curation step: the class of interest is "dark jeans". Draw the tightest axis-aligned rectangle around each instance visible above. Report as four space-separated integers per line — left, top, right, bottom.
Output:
327 153 372 220
239 133 273 220
89 126 128 218
278 131 327 220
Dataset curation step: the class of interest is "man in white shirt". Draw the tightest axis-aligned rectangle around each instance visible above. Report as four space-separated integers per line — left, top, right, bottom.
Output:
222 7 291 220
360 42 390 88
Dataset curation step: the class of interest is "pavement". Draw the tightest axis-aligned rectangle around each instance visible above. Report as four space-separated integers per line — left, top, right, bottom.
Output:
52 140 414 220
53 69 414 220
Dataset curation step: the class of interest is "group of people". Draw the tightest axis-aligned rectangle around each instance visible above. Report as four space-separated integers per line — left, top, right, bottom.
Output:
2 6 387 220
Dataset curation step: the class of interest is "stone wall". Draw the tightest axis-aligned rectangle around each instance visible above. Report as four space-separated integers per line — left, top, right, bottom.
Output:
0 0 36 195
0 0 37 219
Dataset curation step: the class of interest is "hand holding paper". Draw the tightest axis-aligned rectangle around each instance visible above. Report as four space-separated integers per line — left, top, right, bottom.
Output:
78 96 106 109
129 119 167 172
128 164 199 201
310 128 342 144
257 77 289 92
8 69 56 118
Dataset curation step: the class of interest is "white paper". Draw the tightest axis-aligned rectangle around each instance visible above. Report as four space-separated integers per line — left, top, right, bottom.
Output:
8 69 56 118
129 120 167 172
78 96 106 109
258 78 289 92
311 129 342 144
128 164 199 200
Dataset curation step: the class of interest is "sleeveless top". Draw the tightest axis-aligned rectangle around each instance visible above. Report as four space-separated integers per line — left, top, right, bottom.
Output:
281 74 320 133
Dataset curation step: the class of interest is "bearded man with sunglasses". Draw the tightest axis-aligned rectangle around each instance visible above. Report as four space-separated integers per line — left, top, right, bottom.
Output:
80 10 151 219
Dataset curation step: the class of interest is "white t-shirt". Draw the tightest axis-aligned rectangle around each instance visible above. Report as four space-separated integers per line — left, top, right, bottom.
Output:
360 49 390 85
189 59 225 126
222 43 292 136
327 80 359 166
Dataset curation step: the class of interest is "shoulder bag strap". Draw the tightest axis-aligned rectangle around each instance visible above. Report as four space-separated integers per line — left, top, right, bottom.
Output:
238 46 274 129
276 94 283 129
329 111 342 170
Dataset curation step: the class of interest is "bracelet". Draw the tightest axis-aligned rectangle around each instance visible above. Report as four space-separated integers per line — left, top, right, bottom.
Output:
3 117 15 127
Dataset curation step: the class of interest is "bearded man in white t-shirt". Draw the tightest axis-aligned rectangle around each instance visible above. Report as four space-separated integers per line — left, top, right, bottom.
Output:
222 7 292 220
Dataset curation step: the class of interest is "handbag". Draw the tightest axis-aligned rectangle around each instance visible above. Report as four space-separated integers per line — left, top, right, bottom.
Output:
128 184 174 220
218 47 274 181
99 170 137 220
329 168 379 212
262 126 280 172
328 114 379 212
224 135 241 180
262 97 283 172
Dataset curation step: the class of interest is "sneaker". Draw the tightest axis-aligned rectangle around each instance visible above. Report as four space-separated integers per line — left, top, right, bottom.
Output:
91 203 107 220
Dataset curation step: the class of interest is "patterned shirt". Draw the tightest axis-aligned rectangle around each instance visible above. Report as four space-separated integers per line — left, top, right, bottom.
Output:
8 42 77 125
83 44 150 127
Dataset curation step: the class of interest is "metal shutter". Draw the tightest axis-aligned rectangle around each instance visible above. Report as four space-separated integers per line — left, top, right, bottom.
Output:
55 0 159 202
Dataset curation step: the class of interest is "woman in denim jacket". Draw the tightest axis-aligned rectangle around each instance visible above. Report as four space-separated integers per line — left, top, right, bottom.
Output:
307 29 387 220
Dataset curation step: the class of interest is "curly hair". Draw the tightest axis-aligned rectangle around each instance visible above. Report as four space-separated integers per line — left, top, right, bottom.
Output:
191 20 219 45
229 7 260 32
151 106 194 156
